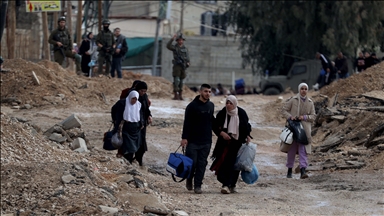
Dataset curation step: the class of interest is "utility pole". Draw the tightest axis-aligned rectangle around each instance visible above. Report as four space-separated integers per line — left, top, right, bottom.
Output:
76 0 83 43
103 0 109 21
98 0 102 32
180 0 184 33
67 0 73 69
6 0 15 59
42 12 50 60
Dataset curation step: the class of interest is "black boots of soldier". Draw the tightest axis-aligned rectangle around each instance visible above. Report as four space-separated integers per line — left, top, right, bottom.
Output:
173 92 179 100
287 167 308 179
287 168 292 178
173 91 184 100
300 167 308 179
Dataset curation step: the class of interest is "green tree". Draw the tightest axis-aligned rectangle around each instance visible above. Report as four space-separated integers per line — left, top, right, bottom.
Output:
227 1 384 75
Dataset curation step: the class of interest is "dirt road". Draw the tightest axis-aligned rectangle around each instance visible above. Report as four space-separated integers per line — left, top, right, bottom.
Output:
3 93 383 215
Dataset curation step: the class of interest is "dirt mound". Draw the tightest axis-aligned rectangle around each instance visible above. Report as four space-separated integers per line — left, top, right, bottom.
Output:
1 59 195 109
319 62 384 100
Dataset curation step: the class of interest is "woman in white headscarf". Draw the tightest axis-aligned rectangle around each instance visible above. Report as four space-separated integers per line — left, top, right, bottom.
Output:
210 95 252 194
120 90 143 163
281 83 316 179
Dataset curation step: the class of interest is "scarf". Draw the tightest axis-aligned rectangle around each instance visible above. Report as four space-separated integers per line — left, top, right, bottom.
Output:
224 95 240 140
115 34 126 47
297 83 308 116
123 90 141 122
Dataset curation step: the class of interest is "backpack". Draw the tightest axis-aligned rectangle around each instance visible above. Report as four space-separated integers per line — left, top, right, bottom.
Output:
166 146 193 182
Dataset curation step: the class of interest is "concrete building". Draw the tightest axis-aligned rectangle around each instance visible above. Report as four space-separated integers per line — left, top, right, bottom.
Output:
78 1 256 89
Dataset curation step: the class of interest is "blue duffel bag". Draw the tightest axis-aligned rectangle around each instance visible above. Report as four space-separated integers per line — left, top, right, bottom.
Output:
166 146 193 182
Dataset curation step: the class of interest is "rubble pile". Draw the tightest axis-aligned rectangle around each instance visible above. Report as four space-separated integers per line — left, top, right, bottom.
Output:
1 59 195 109
0 113 178 215
309 62 384 171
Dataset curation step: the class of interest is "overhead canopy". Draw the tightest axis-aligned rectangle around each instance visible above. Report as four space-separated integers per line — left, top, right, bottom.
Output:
125 37 162 58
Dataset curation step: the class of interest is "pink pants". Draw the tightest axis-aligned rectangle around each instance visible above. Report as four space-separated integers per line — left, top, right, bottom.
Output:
286 140 308 168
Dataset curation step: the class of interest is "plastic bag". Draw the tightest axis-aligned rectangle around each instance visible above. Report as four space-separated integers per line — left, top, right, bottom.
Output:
111 132 123 149
234 143 257 172
241 163 259 184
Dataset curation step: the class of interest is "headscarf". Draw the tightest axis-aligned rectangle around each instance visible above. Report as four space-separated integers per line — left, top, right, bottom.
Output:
297 83 308 116
135 81 148 90
224 95 240 140
123 90 141 122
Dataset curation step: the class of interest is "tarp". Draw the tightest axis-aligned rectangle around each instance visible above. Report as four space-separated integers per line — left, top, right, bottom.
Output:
125 37 162 58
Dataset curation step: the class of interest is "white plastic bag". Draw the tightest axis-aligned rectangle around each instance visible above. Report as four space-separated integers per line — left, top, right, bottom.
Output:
234 143 257 172
280 126 293 144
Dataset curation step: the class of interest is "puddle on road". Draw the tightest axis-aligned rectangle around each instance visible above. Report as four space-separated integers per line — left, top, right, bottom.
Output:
150 106 185 119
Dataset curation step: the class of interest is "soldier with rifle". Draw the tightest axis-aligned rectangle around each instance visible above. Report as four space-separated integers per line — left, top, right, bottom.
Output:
167 33 190 100
96 19 115 76
48 16 82 73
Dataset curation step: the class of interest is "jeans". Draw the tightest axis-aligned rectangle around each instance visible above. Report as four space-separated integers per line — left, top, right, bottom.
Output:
111 56 122 78
338 72 349 79
286 140 308 169
185 142 212 187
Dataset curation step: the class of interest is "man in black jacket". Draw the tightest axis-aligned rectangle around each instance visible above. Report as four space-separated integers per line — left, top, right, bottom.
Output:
110 27 128 78
181 84 215 194
334 52 349 79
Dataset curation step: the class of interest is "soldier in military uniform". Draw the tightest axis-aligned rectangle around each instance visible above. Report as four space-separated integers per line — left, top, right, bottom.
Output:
48 16 82 73
167 33 190 100
96 19 116 76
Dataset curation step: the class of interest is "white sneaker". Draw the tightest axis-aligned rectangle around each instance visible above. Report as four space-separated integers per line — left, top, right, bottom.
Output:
221 186 230 194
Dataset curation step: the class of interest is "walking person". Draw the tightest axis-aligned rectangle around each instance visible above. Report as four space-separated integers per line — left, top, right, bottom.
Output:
96 19 115 76
180 84 215 194
210 95 252 194
110 27 128 78
120 90 143 163
167 33 190 100
131 81 152 166
315 52 336 85
48 16 82 73
281 83 316 179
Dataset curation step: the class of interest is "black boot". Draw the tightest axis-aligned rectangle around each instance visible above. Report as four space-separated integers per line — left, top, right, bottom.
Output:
287 168 292 178
300 167 308 179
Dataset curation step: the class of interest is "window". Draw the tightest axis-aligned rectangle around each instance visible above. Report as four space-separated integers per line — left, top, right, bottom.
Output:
291 65 306 75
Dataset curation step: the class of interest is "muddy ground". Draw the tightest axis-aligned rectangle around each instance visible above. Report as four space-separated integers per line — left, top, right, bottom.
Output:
1 59 384 215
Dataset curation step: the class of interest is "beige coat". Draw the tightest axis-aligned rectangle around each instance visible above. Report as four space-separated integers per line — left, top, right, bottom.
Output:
281 94 316 154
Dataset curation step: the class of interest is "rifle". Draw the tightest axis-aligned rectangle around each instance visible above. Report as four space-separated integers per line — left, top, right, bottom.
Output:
53 33 66 57
173 49 188 70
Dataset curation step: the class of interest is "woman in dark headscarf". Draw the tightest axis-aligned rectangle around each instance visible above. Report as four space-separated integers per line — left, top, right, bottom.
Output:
210 95 252 194
78 32 94 75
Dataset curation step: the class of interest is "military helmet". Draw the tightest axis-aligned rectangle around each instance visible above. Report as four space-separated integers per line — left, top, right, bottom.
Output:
102 19 111 25
58 16 66 23
176 34 186 41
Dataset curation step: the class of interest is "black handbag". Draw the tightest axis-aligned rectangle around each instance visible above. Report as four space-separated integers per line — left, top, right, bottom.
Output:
103 123 117 150
287 119 308 145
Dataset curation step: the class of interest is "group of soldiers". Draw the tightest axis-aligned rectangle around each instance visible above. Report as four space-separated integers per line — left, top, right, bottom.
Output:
48 17 191 98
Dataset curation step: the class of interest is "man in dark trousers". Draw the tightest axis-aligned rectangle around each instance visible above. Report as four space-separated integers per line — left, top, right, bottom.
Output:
110 27 128 78
180 84 215 194
96 19 115 75
316 52 336 85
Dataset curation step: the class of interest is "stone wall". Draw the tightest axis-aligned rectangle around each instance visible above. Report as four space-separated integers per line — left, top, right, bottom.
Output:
161 36 261 90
